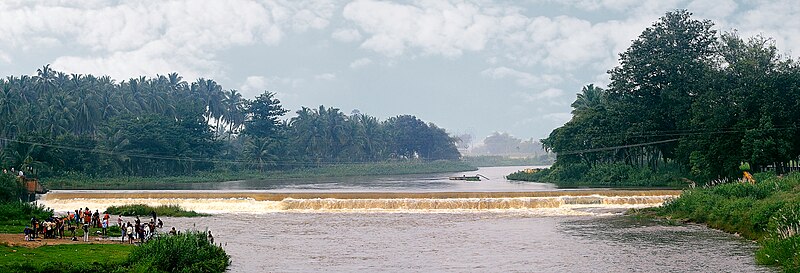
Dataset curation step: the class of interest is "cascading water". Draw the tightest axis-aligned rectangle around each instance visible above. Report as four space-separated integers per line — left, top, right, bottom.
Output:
38 190 679 214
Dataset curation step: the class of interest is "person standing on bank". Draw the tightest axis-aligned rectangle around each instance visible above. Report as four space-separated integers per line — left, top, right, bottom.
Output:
82 223 89 242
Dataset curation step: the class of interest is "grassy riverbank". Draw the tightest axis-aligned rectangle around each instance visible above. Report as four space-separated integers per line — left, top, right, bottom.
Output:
651 172 800 272
0 244 133 273
43 160 476 189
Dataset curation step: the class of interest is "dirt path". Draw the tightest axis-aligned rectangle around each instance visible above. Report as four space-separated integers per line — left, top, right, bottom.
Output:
0 233 128 248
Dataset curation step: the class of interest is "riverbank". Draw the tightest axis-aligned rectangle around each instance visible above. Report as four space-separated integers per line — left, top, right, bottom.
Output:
647 172 800 272
43 160 476 189
506 163 688 188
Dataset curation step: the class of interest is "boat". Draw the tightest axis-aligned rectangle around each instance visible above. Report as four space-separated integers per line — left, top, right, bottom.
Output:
448 174 489 182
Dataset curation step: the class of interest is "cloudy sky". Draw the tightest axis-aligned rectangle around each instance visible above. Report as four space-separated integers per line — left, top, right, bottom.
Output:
1 0 798 143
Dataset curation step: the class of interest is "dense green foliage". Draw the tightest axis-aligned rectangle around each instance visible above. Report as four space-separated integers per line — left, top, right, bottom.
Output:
0 201 53 233
0 173 26 202
127 231 229 273
542 10 800 185
655 172 800 271
0 201 52 222
508 163 686 187
0 244 133 273
106 204 206 217
0 68 461 180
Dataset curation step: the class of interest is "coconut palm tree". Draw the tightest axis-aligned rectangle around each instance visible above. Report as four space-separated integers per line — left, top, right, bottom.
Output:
571 84 606 116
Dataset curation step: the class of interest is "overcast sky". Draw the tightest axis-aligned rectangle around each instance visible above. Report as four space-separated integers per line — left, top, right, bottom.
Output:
1 0 798 142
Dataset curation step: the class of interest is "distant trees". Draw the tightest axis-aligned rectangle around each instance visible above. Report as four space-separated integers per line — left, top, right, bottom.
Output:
543 10 800 183
0 68 461 177
471 132 548 157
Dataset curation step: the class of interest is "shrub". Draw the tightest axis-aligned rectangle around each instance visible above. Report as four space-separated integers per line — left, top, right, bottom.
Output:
0 201 53 221
127 231 230 273
0 174 25 202
106 204 206 217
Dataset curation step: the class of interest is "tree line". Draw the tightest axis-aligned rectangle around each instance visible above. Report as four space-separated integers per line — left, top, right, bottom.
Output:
0 67 460 177
542 10 800 184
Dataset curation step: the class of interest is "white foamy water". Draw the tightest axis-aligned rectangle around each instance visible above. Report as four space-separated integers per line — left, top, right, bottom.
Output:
38 191 677 215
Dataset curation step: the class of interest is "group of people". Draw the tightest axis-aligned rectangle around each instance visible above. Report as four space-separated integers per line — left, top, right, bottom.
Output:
22 207 218 246
3 166 30 178
23 207 167 244
120 213 164 244
24 216 65 241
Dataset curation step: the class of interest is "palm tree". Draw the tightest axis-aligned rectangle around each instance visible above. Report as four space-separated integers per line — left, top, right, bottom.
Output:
571 84 606 116
222 89 245 138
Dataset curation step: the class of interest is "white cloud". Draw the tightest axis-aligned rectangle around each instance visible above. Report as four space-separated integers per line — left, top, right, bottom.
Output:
0 51 10 64
332 28 363 42
0 0 336 80
239 75 305 99
342 0 506 57
349 58 373 69
688 0 738 20
240 76 268 95
513 88 566 103
314 73 336 80
481 67 562 88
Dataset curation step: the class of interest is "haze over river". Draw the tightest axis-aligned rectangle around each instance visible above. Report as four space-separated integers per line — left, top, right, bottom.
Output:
40 166 772 272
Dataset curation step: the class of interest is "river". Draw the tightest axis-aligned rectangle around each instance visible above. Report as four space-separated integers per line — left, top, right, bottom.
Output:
39 166 773 272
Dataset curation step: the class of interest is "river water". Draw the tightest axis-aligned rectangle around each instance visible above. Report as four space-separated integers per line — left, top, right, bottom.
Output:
39 166 773 272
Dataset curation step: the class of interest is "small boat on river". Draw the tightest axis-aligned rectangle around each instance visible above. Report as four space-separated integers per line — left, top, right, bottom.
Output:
449 174 489 181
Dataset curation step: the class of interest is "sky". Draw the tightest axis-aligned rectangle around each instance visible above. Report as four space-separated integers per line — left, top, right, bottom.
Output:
1 0 798 143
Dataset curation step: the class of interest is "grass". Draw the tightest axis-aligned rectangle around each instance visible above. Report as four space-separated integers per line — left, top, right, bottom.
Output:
0 243 133 273
43 160 477 189
649 171 800 272
106 204 207 217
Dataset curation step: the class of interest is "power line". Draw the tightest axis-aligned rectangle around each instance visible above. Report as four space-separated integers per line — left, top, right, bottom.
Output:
0 136 397 167
0 124 796 165
556 139 679 155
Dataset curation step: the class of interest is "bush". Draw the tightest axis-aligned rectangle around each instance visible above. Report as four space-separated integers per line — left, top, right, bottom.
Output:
510 162 687 187
106 204 206 217
0 173 25 202
0 201 53 221
127 231 230 273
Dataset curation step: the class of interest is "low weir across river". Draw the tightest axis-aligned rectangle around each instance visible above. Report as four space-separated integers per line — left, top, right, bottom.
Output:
40 190 680 214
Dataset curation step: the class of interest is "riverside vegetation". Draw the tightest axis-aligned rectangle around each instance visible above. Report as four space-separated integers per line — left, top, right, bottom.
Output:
106 204 207 217
651 172 800 272
507 10 800 271
0 65 464 189
525 10 800 187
